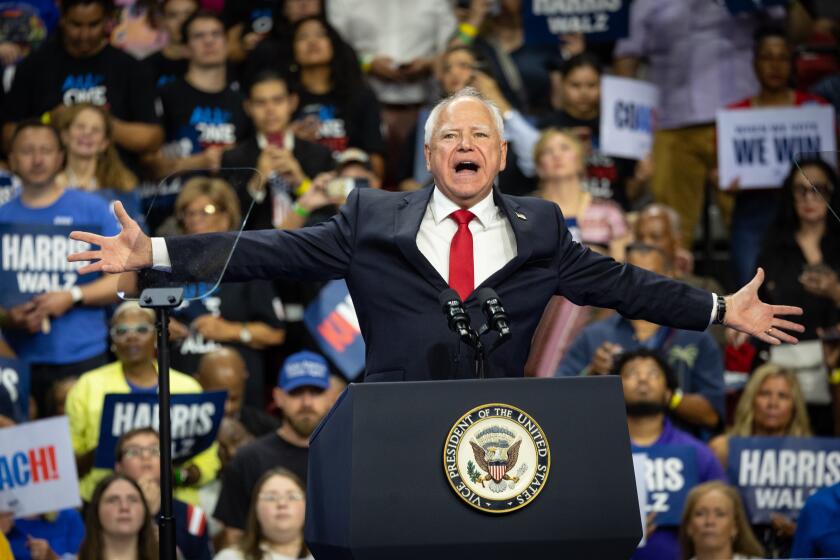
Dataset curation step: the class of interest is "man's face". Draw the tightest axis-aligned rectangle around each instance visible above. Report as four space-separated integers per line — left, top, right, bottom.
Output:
198 367 245 418
273 385 333 439
627 248 669 278
755 37 791 92
9 128 64 189
424 97 507 208
116 433 161 482
635 215 677 258
621 357 670 408
186 17 227 67
61 3 108 58
245 80 297 135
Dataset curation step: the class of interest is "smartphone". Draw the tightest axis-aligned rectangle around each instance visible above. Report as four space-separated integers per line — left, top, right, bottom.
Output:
326 177 370 199
266 132 285 148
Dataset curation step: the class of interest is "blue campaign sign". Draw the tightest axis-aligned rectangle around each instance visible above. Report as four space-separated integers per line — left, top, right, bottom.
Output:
522 0 630 45
728 436 840 524
637 445 699 526
303 280 365 380
0 223 100 308
94 391 226 468
0 357 29 421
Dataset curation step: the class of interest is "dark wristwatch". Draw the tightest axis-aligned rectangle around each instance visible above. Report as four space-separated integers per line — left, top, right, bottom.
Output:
713 294 727 325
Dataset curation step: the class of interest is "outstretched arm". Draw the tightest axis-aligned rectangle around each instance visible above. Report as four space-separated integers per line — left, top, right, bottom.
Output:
723 268 803 345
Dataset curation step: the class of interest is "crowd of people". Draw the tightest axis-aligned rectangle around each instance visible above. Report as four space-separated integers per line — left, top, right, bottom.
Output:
1 0 840 558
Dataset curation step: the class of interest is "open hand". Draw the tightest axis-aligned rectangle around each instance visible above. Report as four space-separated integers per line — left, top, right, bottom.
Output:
68 201 152 274
724 268 804 345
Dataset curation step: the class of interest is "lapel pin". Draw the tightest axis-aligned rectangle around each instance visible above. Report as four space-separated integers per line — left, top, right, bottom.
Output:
515 212 527 220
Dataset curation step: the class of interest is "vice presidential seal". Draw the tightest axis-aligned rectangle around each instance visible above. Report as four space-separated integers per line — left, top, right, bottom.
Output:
443 403 550 513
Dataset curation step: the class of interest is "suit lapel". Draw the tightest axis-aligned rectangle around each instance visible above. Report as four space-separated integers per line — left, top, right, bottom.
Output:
394 187 450 293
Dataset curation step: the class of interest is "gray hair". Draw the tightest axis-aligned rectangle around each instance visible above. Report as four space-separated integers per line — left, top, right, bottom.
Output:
423 87 505 145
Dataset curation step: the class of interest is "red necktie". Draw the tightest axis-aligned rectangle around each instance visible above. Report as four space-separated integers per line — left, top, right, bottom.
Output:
449 209 476 301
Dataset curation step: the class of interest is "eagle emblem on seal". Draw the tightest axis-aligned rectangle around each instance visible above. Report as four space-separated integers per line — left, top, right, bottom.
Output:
469 426 523 493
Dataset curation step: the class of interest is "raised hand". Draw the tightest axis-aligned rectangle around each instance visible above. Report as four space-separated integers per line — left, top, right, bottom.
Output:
68 201 152 274
724 268 804 345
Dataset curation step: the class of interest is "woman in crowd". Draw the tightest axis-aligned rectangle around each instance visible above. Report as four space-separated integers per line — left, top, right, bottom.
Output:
679 481 765 560
143 0 200 89
288 16 385 179
757 157 840 435
169 177 285 405
78 474 157 560
214 468 313 560
533 128 629 259
709 363 812 557
65 301 220 505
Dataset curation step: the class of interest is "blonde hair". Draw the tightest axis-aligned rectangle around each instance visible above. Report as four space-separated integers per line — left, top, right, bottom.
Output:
175 176 242 230
730 363 812 437
58 103 138 192
112 301 155 325
532 127 585 177
678 481 764 560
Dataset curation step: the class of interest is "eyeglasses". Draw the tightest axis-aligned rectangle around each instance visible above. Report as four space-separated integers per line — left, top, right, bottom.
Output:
180 204 222 221
122 445 161 459
110 323 154 339
258 492 305 503
793 184 833 200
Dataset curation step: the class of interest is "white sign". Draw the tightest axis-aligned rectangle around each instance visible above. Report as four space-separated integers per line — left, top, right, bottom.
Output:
0 417 81 518
716 105 837 189
633 453 648 548
600 75 659 160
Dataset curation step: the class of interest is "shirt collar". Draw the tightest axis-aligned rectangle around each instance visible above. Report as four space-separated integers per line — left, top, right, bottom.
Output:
430 186 497 228
256 130 295 151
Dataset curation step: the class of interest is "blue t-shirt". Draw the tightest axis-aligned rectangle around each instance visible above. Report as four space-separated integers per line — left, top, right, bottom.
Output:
790 481 840 558
6 508 85 560
0 189 119 364
631 418 726 560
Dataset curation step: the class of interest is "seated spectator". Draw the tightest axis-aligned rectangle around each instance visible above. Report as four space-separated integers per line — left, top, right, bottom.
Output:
115 427 212 560
143 10 249 181
214 351 336 547
289 16 385 179
2 0 163 163
224 0 322 64
65 301 220 504
77 474 157 560
791 479 840 558
197 347 280 437
168 177 285 404
6 512 83 560
0 120 120 416
709 363 812 557
678 481 764 560
214 468 313 560
757 157 840 435
726 26 829 287
221 71 335 230
614 349 726 560
557 243 725 433
143 0 200 89
534 128 628 258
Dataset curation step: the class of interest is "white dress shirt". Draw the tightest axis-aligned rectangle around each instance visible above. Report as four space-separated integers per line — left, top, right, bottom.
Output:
416 187 516 287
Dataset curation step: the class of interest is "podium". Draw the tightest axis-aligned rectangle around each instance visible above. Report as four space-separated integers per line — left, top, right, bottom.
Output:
305 377 642 560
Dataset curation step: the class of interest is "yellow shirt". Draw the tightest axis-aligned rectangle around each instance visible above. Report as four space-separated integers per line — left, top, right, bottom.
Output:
0 531 11 560
65 361 221 504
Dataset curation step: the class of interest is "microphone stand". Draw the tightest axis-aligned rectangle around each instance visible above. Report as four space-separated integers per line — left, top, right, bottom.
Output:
140 286 184 560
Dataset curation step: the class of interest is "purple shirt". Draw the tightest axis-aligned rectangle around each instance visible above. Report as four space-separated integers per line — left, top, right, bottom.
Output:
615 0 777 129
631 418 726 560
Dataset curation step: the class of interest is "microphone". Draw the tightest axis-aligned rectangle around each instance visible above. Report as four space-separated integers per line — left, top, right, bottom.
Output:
439 289 473 343
476 287 511 340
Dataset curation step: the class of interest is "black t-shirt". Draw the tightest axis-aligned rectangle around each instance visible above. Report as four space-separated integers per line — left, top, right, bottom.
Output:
538 110 636 209
239 405 280 437
213 432 308 530
170 281 285 407
294 87 386 157
143 51 189 90
4 38 158 125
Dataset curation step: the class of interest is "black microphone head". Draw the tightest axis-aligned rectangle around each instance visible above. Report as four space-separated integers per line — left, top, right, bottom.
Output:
476 287 499 306
439 288 463 309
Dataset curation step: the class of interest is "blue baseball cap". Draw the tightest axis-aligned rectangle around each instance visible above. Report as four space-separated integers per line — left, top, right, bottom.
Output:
278 351 330 392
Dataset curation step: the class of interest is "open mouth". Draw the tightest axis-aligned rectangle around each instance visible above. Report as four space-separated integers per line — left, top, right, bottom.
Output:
454 161 480 174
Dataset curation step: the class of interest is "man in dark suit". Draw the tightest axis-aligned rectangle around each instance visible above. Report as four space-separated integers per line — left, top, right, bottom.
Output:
69 88 804 381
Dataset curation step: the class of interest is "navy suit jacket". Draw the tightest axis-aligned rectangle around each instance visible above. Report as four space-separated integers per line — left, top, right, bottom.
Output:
165 186 713 381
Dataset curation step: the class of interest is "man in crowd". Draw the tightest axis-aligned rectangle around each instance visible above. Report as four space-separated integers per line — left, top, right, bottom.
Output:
196 347 279 438
115 428 212 560
2 0 162 160
213 351 337 546
615 348 726 560
221 70 335 230
557 243 725 433
0 121 119 414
